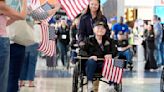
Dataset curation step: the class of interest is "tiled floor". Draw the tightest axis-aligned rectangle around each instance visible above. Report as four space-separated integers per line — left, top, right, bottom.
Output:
20 55 162 92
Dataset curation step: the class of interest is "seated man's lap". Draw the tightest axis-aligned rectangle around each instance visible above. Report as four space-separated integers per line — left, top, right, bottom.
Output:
118 49 133 59
76 59 104 76
85 59 103 73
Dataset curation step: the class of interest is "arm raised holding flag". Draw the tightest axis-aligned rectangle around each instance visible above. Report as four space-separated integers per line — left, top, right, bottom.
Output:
30 0 89 56
28 0 89 21
28 1 61 21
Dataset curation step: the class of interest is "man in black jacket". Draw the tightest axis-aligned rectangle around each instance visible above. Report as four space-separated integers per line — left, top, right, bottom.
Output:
79 21 117 92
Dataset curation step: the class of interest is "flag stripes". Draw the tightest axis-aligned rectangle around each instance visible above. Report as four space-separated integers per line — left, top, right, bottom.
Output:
37 14 56 56
38 22 48 53
38 22 56 56
31 0 41 10
30 0 55 56
32 0 36 5
102 59 124 84
32 0 56 56
58 0 89 20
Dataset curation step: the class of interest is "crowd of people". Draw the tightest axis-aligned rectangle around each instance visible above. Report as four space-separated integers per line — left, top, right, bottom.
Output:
1 0 164 92
0 0 59 92
132 15 164 71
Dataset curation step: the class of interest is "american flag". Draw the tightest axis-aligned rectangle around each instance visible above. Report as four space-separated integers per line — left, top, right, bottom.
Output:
31 0 38 5
30 0 55 56
58 0 90 20
49 25 56 41
38 22 56 56
102 59 124 84
30 0 41 10
38 11 55 56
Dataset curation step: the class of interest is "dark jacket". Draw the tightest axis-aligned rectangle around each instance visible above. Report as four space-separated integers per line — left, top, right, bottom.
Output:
117 40 129 48
145 31 155 49
78 14 110 42
70 25 78 49
79 36 117 58
56 26 70 45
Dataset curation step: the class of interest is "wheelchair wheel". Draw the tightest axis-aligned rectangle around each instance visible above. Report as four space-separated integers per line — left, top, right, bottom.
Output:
114 83 122 92
72 65 79 92
160 68 164 92
72 65 84 92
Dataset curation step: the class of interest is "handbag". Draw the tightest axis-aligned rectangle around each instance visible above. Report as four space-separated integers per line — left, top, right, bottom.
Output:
7 20 36 46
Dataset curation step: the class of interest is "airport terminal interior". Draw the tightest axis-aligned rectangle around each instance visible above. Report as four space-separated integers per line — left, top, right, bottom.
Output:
20 55 162 92
2 0 164 92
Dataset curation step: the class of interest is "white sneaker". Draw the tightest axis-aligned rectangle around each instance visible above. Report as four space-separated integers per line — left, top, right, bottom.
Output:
87 81 93 92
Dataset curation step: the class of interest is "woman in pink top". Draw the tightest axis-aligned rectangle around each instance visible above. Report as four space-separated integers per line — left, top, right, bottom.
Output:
0 0 26 92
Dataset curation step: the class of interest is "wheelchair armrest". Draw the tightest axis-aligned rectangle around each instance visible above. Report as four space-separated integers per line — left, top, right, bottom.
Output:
74 56 104 61
74 56 126 61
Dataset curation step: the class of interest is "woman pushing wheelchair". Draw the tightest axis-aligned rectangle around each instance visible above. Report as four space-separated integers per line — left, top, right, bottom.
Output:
79 20 117 92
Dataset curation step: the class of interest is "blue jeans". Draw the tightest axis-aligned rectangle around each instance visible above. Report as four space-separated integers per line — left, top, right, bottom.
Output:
57 41 68 66
118 49 133 65
161 42 164 65
85 59 103 81
154 40 162 66
20 43 38 81
70 50 77 64
0 37 10 92
8 44 25 92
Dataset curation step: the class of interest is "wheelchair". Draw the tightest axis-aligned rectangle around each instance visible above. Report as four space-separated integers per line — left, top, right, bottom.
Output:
118 55 133 71
160 67 164 92
72 56 123 92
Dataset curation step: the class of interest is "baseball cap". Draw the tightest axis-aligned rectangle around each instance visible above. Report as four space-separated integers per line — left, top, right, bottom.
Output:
93 21 106 28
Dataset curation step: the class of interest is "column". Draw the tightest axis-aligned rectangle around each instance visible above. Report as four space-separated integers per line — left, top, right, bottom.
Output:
102 0 125 22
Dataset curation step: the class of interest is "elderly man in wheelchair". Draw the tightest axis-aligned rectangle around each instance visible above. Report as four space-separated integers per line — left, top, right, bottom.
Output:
73 21 118 92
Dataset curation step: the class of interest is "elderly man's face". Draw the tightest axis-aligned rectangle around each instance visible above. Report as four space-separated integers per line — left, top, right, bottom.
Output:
93 25 106 36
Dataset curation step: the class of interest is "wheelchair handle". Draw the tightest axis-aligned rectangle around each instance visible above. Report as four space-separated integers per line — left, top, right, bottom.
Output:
74 56 104 61
74 56 127 61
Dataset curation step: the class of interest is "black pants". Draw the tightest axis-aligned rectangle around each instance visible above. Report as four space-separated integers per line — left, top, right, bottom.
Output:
145 47 157 70
7 44 25 92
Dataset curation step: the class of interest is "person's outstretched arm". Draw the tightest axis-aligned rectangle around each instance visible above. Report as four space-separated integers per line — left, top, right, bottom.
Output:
29 2 61 21
0 0 26 20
